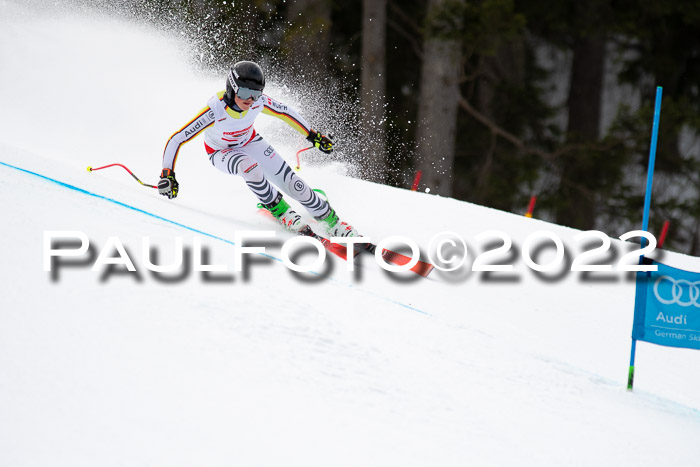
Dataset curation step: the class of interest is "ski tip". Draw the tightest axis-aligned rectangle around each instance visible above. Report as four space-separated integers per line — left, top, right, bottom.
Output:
86 166 92 172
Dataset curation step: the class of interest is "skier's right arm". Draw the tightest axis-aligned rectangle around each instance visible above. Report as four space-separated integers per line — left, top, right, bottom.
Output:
159 106 215 199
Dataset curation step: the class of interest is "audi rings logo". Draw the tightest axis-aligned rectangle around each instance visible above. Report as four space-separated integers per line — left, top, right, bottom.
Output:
653 276 700 308
293 180 305 192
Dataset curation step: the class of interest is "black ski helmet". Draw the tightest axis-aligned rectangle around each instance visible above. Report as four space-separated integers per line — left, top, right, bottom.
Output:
226 61 265 102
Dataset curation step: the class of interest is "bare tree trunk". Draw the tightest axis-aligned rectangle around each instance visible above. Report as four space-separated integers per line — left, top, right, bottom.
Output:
282 0 332 76
556 36 606 229
469 40 526 203
414 0 463 196
359 0 388 183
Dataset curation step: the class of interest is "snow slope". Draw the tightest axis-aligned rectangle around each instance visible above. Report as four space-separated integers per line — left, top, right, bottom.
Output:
2 3 700 466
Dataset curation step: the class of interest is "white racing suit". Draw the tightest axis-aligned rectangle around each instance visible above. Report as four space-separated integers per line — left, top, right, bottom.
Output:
162 91 330 218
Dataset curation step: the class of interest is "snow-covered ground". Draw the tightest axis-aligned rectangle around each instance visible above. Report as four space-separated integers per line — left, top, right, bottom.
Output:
2 3 700 466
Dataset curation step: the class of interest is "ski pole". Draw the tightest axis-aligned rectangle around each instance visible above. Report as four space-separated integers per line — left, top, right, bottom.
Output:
86 163 158 189
295 146 313 171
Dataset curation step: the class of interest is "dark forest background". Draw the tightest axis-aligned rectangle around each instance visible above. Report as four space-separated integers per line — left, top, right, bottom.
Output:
110 0 700 254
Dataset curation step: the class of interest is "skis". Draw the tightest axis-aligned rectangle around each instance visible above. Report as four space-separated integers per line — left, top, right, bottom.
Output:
297 224 354 261
355 241 434 278
300 225 434 277
260 209 434 278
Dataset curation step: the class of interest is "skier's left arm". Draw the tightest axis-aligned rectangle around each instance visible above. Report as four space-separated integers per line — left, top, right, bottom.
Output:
262 95 334 154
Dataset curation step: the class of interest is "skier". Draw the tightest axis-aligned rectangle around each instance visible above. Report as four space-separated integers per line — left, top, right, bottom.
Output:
158 60 359 237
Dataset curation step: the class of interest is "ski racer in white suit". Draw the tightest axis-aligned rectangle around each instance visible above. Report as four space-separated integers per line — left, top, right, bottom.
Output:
158 60 359 237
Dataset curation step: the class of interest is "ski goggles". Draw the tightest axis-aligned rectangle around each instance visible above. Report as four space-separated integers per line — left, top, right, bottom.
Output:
236 86 263 101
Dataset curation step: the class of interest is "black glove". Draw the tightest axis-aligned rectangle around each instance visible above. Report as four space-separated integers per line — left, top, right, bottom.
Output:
306 130 334 154
158 168 179 199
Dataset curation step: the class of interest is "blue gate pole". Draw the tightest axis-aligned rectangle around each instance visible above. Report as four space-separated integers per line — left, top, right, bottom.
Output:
628 86 663 391
641 86 664 240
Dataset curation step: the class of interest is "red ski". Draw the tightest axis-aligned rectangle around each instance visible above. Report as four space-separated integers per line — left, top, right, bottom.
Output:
298 225 351 260
357 243 434 278
258 208 350 260
259 208 434 277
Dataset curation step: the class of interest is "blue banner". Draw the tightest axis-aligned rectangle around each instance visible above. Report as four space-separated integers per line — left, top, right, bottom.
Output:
633 261 700 349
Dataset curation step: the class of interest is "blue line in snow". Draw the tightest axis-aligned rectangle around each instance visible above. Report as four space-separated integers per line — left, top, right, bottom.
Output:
0 160 276 259
0 160 429 316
